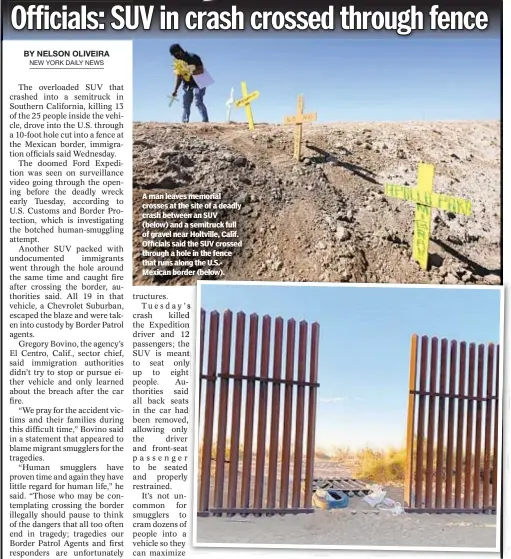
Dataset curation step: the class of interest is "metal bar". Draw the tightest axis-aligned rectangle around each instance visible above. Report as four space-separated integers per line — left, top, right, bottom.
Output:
492 345 499 508
199 308 206 421
198 311 219 514
454 342 467 508
304 322 320 509
414 335 429 508
208 507 315 516
425 337 438 508
200 375 217 381
210 373 319 387
254 315 271 509
280 319 296 509
472 344 485 509
241 314 259 509
405 507 496 515
435 338 448 508
482 344 495 509
464 343 476 509
213 310 233 511
444 340 457 509
404 334 418 507
266 317 283 509
409 390 496 402
292 321 308 508
227 312 246 510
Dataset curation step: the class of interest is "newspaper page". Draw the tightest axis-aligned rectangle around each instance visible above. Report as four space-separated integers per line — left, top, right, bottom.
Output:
1 1 507 559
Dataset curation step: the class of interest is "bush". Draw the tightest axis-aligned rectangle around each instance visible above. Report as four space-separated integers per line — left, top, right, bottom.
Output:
354 447 407 484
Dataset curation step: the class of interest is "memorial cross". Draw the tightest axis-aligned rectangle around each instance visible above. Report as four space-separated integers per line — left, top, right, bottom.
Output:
235 81 260 130
284 95 317 160
384 163 472 270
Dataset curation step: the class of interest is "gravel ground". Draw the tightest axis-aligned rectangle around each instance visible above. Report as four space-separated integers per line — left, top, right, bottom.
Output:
133 120 501 286
195 508 498 549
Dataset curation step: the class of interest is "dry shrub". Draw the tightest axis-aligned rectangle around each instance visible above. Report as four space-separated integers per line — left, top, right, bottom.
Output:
332 446 352 462
354 447 407 484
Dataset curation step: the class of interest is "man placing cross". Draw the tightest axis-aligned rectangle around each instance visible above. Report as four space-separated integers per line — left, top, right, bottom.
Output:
169 43 209 124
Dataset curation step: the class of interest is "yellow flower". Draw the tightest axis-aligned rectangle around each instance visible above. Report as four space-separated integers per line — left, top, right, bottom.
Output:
173 59 196 82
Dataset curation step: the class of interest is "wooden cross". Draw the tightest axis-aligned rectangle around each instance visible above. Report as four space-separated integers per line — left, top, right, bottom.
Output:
384 163 472 270
235 81 259 130
284 95 317 160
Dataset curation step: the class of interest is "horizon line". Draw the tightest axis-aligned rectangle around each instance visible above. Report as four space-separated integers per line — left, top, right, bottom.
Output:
134 118 501 125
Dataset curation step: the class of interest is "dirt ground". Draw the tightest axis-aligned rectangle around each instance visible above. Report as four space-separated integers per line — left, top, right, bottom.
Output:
195 458 499 550
195 508 498 549
133 120 501 286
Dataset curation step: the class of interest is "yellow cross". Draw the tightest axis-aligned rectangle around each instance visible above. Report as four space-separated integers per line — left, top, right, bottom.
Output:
384 163 472 270
284 95 317 160
235 81 259 130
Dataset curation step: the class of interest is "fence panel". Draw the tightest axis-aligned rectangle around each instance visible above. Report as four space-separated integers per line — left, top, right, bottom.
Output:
197 309 321 517
405 334 500 514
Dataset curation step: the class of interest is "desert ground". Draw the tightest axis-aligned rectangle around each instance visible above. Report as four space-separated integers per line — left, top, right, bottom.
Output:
195 457 498 549
133 120 501 286
196 504 498 548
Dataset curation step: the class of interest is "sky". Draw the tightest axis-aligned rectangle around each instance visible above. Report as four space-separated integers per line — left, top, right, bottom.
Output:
133 37 501 123
198 283 502 451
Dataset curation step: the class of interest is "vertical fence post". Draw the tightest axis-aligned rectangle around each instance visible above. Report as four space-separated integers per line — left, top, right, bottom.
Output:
227 312 246 511
198 310 219 514
473 344 486 509
292 321 308 508
414 335 429 509
213 310 233 511
464 343 476 509
280 319 296 509
198 309 206 421
241 314 259 509
435 338 448 508
444 340 458 508
425 337 438 508
454 342 467 508
267 317 284 510
303 322 320 509
254 316 271 510
492 345 500 509
482 344 495 510
404 334 418 507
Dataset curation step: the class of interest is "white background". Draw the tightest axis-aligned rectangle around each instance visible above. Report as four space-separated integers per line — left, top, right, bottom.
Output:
2 4 510 556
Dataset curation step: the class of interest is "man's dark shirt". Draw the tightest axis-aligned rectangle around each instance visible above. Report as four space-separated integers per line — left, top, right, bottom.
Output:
181 52 203 89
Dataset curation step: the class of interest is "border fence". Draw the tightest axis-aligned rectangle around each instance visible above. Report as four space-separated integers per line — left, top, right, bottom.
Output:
197 309 320 517
404 334 500 514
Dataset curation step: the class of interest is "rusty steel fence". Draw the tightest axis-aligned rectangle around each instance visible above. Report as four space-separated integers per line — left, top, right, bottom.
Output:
197 309 320 517
404 334 500 514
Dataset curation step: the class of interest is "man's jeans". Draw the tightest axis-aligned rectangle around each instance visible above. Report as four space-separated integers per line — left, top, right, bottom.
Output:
182 87 209 123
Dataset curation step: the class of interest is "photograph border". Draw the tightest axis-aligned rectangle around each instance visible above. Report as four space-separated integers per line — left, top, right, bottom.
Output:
191 280 504 553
